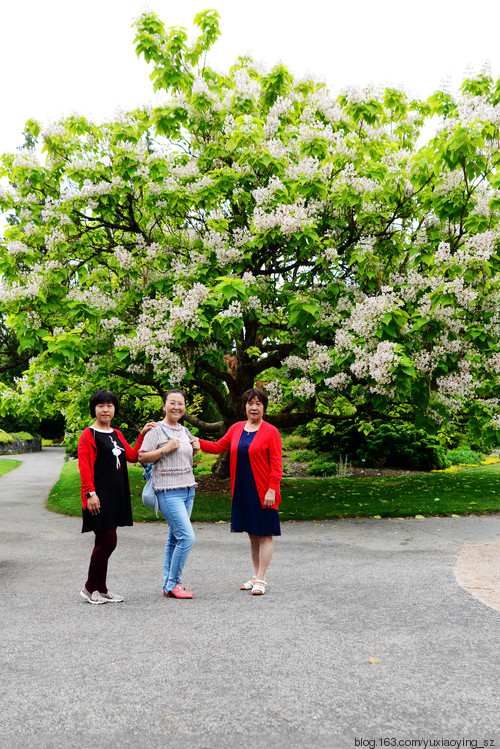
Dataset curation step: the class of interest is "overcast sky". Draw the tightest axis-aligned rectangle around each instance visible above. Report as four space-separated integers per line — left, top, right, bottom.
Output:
1 0 498 152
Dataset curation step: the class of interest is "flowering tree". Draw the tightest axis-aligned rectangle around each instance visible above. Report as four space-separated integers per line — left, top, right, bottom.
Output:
1 10 500 457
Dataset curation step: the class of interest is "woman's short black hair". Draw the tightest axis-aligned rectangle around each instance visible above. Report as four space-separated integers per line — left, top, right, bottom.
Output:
89 389 120 417
241 387 268 413
162 389 186 404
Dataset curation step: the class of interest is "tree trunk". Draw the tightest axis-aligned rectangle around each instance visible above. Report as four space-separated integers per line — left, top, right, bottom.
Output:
212 450 231 478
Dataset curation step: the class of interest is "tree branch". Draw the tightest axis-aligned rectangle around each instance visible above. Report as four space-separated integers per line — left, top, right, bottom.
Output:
192 375 233 417
183 413 224 432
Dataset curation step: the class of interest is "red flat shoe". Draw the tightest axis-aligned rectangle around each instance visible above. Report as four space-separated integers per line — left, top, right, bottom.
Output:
169 583 193 599
163 589 173 597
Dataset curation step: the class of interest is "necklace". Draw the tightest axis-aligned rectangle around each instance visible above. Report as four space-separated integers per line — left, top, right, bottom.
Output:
245 422 262 435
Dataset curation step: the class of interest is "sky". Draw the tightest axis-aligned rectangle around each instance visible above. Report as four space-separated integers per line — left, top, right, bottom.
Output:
0 0 499 153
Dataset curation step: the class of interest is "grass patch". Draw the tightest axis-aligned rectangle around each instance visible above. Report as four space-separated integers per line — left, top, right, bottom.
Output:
0 458 22 478
47 459 500 522
193 452 217 476
279 464 500 520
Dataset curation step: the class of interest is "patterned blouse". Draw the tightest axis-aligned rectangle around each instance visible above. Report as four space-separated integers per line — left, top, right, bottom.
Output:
140 422 197 491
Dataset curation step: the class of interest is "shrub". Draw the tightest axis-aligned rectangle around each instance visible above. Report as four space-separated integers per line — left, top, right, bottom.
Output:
64 432 79 459
0 429 14 444
281 434 309 450
446 447 483 465
289 449 316 462
10 431 34 441
308 419 448 471
355 425 449 470
307 460 338 476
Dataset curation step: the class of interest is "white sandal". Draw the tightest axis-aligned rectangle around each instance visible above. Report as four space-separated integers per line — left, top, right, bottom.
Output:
251 579 267 595
240 577 256 590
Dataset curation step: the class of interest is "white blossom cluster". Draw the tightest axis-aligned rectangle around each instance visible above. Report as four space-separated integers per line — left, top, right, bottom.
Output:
263 138 288 158
434 170 464 195
263 96 295 136
455 94 500 126
127 363 147 375
251 178 285 206
285 342 331 374
350 341 399 386
67 286 116 312
290 378 316 399
436 360 476 400
25 310 42 329
219 300 243 318
470 189 493 217
232 68 262 100
265 380 283 403
490 414 500 429
78 177 125 200
12 152 40 170
203 231 243 266
151 347 186 383
68 158 102 172
114 246 135 269
101 317 123 331
456 230 499 265
253 198 317 236
116 326 154 359
0 277 42 302
284 156 327 181
7 240 29 256
413 351 432 373
336 163 380 194
324 372 351 390
485 353 500 374
447 276 480 309
345 292 402 337
0 184 14 202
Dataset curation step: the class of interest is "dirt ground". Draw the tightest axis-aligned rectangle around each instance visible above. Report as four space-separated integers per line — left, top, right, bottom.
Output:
454 539 500 612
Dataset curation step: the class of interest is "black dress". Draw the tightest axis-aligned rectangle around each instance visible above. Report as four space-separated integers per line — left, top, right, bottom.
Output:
81 428 133 533
231 431 281 536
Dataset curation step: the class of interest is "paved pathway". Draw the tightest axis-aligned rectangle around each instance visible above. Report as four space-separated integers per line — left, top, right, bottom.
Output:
0 450 499 749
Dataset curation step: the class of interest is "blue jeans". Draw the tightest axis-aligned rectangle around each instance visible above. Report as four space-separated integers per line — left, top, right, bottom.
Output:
156 487 195 592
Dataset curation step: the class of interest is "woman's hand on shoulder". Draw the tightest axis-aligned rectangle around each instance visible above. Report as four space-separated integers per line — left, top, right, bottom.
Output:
190 438 201 452
140 422 158 435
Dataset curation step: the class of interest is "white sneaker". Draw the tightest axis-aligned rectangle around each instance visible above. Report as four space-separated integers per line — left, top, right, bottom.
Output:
99 590 124 603
80 588 108 605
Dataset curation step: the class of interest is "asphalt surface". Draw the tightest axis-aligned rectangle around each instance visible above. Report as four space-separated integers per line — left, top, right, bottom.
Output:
0 448 499 749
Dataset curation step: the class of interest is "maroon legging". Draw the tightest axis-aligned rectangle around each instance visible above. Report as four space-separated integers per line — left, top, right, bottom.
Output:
85 528 117 594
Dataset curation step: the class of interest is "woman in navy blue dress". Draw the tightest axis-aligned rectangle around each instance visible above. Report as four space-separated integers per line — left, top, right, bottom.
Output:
195 389 282 595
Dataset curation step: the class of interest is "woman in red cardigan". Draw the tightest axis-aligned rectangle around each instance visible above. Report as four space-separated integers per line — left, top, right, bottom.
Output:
193 388 282 595
78 389 156 604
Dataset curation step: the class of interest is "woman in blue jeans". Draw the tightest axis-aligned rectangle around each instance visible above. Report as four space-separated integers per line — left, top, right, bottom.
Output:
138 389 198 599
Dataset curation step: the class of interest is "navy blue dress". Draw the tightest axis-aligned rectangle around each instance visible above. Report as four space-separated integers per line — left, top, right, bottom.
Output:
231 431 281 536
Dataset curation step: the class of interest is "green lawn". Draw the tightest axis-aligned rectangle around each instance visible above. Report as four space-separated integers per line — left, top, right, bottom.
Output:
46 459 500 522
0 458 22 478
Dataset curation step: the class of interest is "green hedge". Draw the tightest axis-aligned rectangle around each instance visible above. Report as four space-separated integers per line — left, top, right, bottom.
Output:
446 447 484 465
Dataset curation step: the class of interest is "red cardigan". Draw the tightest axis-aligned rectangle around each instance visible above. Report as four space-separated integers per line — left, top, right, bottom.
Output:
198 420 282 509
78 427 145 510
